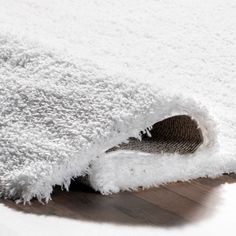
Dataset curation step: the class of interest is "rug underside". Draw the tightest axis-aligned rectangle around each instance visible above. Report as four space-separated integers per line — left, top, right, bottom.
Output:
107 115 204 155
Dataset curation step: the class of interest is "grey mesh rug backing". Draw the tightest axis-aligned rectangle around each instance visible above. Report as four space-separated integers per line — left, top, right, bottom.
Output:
107 115 203 155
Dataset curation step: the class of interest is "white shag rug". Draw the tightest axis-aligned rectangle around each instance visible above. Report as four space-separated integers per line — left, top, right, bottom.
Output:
0 0 236 203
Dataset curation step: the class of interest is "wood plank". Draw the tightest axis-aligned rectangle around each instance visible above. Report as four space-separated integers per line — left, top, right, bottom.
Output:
1 182 186 226
134 186 206 222
1 174 236 227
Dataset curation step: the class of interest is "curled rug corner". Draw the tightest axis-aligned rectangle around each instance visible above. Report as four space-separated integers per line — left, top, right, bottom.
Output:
0 32 235 203
88 111 220 195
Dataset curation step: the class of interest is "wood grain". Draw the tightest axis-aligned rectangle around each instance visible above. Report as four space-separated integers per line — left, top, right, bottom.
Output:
1 174 236 227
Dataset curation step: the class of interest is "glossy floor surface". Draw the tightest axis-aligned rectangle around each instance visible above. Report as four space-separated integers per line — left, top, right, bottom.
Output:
1 174 236 236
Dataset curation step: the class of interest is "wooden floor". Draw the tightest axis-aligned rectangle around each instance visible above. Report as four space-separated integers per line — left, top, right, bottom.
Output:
1 173 236 227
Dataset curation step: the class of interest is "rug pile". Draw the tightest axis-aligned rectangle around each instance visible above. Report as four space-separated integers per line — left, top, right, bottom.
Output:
0 0 235 202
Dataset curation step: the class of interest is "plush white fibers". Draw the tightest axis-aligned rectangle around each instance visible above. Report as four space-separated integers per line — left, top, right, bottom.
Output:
0 0 236 202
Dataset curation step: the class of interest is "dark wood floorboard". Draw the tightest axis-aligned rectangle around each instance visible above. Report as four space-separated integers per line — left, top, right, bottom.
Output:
1 173 236 227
